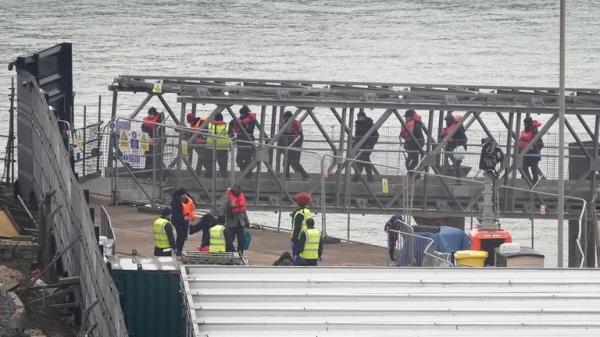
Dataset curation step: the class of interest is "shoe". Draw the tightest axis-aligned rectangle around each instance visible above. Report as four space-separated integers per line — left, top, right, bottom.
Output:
302 174 309 181
285 174 292 180
351 175 360 182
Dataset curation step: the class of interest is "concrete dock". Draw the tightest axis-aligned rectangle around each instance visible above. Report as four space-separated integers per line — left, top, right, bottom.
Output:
92 201 389 266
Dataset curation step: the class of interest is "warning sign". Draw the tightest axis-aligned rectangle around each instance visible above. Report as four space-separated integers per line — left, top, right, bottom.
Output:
181 140 188 156
140 132 150 151
130 131 139 150
74 131 83 149
119 130 130 149
381 178 389 194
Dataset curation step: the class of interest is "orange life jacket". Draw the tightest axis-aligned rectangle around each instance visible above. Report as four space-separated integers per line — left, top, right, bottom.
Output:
518 120 542 151
191 118 206 144
400 115 422 141
142 114 161 132
441 115 461 139
233 113 256 134
227 190 247 214
182 194 197 221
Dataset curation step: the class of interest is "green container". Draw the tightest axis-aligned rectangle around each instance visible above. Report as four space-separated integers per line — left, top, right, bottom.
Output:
110 256 184 337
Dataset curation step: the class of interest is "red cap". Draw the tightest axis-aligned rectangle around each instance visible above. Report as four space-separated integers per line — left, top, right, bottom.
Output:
295 192 312 206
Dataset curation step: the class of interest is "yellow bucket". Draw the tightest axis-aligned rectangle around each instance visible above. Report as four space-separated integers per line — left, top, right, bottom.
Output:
454 250 488 267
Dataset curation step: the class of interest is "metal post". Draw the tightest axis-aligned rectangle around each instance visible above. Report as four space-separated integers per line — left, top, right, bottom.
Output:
320 156 327 238
83 105 87 176
97 95 101 174
557 0 566 267
5 77 15 186
108 90 118 169
176 103 186 189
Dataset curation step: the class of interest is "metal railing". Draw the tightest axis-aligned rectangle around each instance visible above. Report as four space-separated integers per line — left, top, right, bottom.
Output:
17 70 127 337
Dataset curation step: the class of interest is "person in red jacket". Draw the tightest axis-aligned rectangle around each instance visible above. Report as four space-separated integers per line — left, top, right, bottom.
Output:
142 107 163 170
186 114 211 177
279 111 309 180
441 113 468 179
223 184 249 253
518 116 544 184
229 106 256 178
400 110 425 174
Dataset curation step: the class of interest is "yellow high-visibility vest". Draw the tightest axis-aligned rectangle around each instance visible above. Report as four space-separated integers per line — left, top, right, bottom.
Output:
206 123 231 150
300 228 320 260
153 218 171 249
209 224 226 253
291 207 312 239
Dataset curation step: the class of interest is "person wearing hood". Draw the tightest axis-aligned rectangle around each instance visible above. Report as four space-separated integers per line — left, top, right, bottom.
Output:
187 114 210 177
142 107 163 170
279 110 309 180
441 112 468 179
518 116 544 184
352 110 379 182
206 112 232 178
229 105 257 178
170 188 196 256
291 192 312 265
400 109 425 173
223 184 249 253
153 207 176 256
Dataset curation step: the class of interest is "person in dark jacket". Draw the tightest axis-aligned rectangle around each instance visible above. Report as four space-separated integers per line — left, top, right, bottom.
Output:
291 192 312 265
142 107 163 170
153 207 176 256
518 116 544 184
170 188 193 256
279 111 309 180
400 109 425 174
222 185 249 253
229 105 257 178
384 215 404 262
352 110 379 182
441 113 468 179
297 218 324 266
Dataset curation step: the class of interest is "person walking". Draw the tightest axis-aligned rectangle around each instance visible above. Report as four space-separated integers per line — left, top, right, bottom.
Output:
223 184 249 253
400 109 425 174
441 112 468 179
188 115 211 177
142 107 163 170
208 216 227 253
297 218 324 266
279 110 309 180
229 105 256 177
518 116 544 184
352 110 379 182
206 112 231 178
170 188 196 256
291 192 312 265
153 207 176 256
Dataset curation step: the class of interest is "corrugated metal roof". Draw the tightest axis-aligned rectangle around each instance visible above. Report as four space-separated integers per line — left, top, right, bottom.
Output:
181 266 600 337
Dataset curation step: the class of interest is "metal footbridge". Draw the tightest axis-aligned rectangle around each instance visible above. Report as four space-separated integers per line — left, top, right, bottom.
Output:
106 75 600 265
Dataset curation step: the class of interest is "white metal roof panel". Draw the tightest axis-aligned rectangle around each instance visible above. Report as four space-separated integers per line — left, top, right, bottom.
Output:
181 266 600 337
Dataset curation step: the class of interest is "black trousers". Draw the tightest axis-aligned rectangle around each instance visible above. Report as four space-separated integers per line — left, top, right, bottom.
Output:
225 226 244 253
236 144 255 174
405 150 420 172
285 148 308 177
195 147 212 176
299 258 318 266
444 153 462 178
154 247 172 256
173 221 189 256
205 150 229 177
522 158 540 184
354 148 374 178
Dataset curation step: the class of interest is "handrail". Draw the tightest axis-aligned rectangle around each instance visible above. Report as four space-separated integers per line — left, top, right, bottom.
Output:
408 169 587 268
